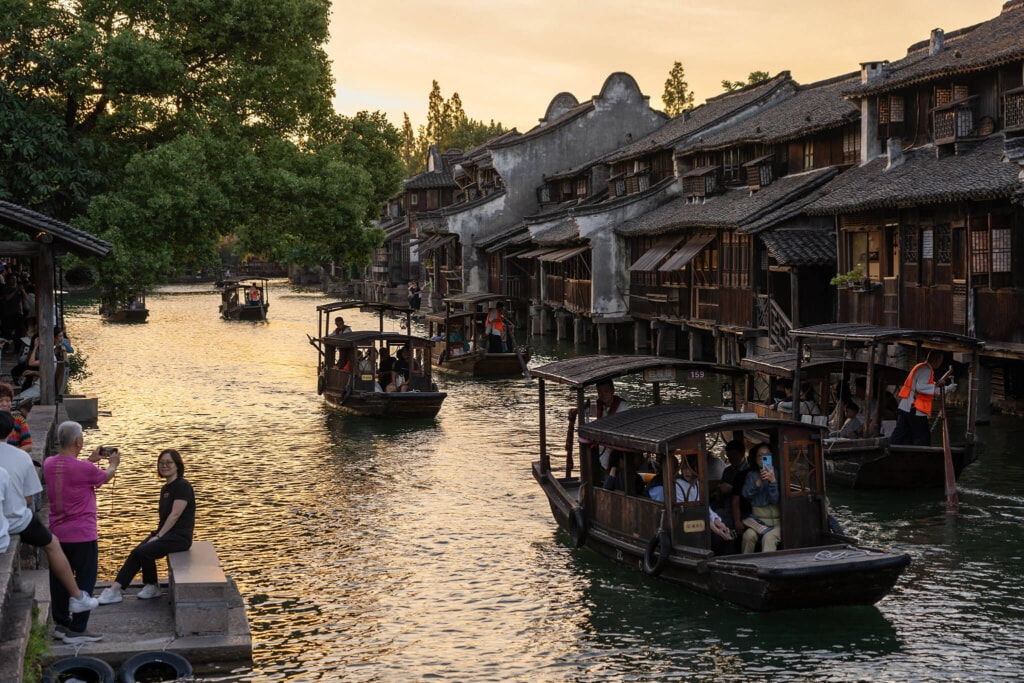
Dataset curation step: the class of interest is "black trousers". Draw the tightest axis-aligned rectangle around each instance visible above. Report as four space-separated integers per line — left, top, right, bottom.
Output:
114 534 192 587
50 540 96 632
890 409 930 446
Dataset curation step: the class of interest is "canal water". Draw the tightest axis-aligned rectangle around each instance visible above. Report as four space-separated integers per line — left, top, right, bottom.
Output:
65 282 1024 681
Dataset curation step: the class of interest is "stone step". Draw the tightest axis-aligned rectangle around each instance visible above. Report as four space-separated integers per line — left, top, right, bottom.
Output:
0 593 33 683
0 538 21 625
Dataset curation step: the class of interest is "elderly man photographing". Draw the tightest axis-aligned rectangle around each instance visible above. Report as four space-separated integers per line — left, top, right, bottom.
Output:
890 349 956 447
43 421 119 644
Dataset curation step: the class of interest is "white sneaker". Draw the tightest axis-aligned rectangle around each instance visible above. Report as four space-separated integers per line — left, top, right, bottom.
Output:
136 583 162 600
69 591 100 613
97 587 122 605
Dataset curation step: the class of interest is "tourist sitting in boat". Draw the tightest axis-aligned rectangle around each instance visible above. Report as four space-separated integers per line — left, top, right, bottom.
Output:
831 401 864 439
569 379 628 472
376 370 408 393
741 443 781 553
647 453 735 547
331 317 352 336
711 439 749 538
602 451 645 493
773 379 793 407
776 383 822 416
378 347 394 374
358 350 374 373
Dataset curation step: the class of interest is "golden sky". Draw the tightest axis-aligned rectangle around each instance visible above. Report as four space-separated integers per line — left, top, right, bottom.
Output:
327 0 1005 132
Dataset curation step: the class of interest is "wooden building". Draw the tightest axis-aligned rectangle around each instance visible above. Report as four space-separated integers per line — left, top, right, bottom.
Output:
808 1 1024 412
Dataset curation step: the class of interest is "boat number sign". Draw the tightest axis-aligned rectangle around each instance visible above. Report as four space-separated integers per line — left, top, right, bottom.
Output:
361 374 374 381
644 367 677 382
683 519 706 533
688 370 706 380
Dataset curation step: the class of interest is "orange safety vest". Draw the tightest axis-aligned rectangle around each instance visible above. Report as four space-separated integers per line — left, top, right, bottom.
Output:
248 286 259 301
898 362 934 415
489 308 504 335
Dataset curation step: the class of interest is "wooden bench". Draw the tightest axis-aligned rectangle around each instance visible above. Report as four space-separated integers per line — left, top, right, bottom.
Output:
167 541 229 636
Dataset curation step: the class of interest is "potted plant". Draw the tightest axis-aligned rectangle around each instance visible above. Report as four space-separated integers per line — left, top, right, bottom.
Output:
829 268 864 288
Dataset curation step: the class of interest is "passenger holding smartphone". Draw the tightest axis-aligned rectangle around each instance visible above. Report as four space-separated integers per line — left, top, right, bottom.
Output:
740 443 781 554
98 449 194 605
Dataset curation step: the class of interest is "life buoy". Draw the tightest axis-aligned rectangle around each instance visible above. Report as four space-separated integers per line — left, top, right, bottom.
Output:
643 531 672 576
45 656 116 683
568 506 588 548
119 651 193 683
317 375 325 395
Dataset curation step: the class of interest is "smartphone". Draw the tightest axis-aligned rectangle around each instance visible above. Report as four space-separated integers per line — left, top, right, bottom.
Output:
100 446 117 458
762 454 773 473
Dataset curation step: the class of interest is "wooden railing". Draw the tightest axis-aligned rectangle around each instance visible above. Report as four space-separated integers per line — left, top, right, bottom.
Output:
933 96 977 144
755 294 793 351
565 278 591 313
545 274 564 306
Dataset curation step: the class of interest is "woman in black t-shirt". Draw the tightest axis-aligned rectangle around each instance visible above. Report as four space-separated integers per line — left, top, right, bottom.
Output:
97 449 195 605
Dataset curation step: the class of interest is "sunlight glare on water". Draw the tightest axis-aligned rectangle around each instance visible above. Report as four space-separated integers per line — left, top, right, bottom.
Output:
63 282 1024 681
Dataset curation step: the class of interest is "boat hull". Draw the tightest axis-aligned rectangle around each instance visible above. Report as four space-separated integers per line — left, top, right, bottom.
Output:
823 439 976 489
533 462 909 611
102 309 149 323
434 350 531 377
324 389 446 418
221 304 268 321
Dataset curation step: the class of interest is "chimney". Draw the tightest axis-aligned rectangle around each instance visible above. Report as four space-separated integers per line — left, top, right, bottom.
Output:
930 29 944 56
860 61 887 84
885 137 904 171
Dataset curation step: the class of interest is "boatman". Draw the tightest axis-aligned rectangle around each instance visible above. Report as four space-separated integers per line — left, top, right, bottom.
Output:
247 285 259 303
569 379 629 472
484 301 505 353
890 350 956 446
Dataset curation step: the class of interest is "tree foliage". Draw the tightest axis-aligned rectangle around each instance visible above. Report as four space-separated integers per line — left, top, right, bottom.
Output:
401 82 505 174
721 71 771 92
662 61 697 117
0 0 400 295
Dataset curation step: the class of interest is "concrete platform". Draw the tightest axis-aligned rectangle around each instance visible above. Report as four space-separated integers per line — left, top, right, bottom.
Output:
44 579 252 675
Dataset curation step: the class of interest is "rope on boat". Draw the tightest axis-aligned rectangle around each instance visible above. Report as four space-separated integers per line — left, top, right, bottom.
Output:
813 545 884 561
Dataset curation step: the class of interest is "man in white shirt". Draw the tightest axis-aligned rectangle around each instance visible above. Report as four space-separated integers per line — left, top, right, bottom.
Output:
891 350 955 446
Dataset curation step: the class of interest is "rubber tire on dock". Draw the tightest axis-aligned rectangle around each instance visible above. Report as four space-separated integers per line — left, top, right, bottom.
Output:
643 531 672 576
119 651 193 682
568 507 588 547
45 656 116 683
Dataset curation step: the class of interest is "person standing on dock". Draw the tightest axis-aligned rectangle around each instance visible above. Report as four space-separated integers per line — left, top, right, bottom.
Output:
44 421 120 644
891 350 956 447
485 301 505 353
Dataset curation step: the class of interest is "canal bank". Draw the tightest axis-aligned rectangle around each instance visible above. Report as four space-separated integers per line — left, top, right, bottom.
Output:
59 281 1024 681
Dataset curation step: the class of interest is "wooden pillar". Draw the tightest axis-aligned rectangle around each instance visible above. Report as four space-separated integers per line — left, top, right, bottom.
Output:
634 320 649 352
790 268 800 329
36 243 56 405
966 350 980 443
573 316 585 345
792 338 804 422
539 379 548 473
865 344 876 437
597 323 609 353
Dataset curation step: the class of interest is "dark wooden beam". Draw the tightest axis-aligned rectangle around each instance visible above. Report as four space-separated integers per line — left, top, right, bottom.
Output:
0 242 41 256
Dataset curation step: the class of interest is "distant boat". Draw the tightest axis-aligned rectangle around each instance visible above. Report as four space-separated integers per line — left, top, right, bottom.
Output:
219 278 269 321
100 292 149 323
426 293 531 377
309 301 447 418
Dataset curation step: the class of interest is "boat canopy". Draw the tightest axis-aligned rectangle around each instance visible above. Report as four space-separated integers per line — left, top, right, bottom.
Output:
321 331 431 347
577 405 819 455
740 351 904 378
533 355 747 389
442 292 508 305
789 324 983 351
315 300 414 315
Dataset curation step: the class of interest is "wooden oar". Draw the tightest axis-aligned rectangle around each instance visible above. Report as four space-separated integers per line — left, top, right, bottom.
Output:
505 316 531 379
937 365 958 512
565 410 577 478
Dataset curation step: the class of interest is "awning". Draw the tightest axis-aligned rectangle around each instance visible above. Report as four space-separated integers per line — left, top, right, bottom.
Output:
538 245 589 263
658 231 716 272
417 234 456 252
628 234 686 272
515 247 557 259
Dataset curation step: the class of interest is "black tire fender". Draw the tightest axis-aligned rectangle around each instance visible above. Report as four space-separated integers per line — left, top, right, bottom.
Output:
568 506 588 548
317 375 325 395
119 651 193 683
643 531 672 576
46 656 116 683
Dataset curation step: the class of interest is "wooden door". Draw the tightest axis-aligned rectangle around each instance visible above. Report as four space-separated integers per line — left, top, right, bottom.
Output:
778 431 826 550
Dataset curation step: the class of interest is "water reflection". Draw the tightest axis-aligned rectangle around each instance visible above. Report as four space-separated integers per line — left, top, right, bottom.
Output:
61 282 1024 681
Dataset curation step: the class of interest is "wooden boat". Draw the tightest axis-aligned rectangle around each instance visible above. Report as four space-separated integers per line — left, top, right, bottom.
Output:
99 292 149 323
532 355 911 611
425 292 530 377
219 278 269 321
777 324 984 489
310 301 446 418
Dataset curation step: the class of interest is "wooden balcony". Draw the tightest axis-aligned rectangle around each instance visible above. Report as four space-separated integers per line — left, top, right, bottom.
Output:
545 274 565 306
565 278 591 313
1004 86 1024 132
933 95 978 145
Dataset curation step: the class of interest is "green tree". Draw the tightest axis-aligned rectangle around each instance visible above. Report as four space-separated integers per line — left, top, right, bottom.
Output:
400 113 418 174
721 70 772 92
662 61 696 117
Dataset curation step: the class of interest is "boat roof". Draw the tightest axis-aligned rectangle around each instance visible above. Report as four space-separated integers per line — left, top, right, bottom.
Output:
789 324 983 349
316 301 414 314
578 405 820 453
443 292 508 304
221 278 267 288
740 351 904 378
532 355 747 388
321 331 432 346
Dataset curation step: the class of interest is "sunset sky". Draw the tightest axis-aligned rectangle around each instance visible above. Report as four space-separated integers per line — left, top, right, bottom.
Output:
327 1 1005 133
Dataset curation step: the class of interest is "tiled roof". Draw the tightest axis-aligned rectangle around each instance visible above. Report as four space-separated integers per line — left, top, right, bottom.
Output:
456 130 522 165
489 101 596 148
806 135 1019 214
615 167 837 235
531 219 580 246
760 229 836 266
604 72 793 163
678 73 860 153
474 221 528 250
846 2 1024 98
0 200 112 257
403 166 456 190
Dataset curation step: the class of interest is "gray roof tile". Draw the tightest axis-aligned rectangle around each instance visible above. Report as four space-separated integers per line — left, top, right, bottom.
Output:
760 229 836 266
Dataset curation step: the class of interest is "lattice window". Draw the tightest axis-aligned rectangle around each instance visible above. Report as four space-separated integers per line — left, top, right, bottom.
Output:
758 164 773 187
901 227 919 263
538 185 551 203
842 124 860 163
954 84 969 101
803 140 814 169
971 229 990 273
936 87 952 106
638 173 650 192
615 179 626 196
992 229 1012 272
785 441 820 497
1006 90 1024 130
890 95 905 122
576 177 588 198
723 149 741 183
878 96 890 124
935 224 952 264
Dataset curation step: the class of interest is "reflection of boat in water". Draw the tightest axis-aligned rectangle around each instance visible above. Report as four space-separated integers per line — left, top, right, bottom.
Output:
532 355 910 611
99 292 149 323
767 324 983 489
425 293 530 377
219 278 269 321
310 302 446 418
